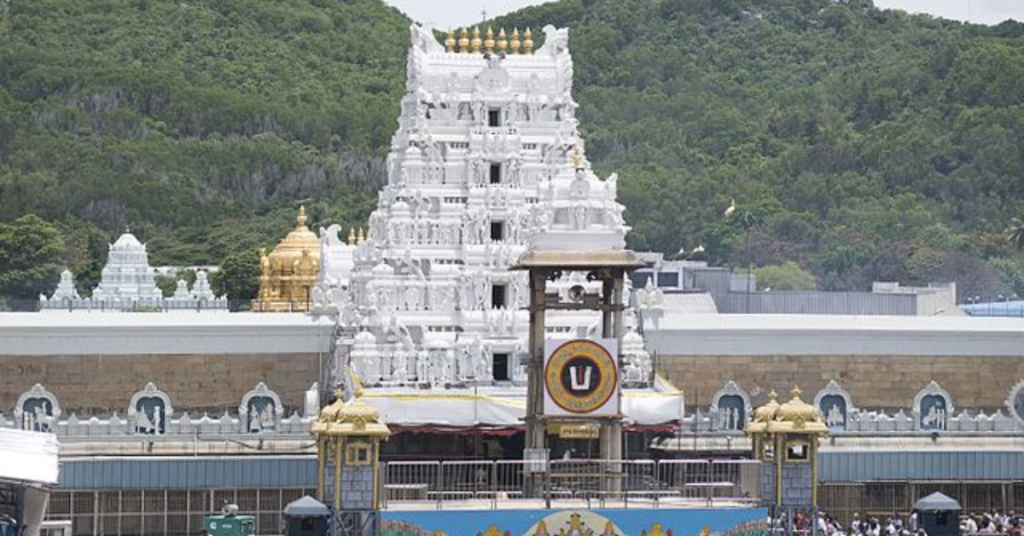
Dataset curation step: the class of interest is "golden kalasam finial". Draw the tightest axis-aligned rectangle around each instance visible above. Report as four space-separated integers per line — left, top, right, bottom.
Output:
484 26 495 54
471 26 482 54
458 28 470 53
570 145 584 169
445 28 456 53
357 227 365 244
296 205 308 228
347 228 356 246
497 28 508 54
792 386 803 399
510 28 521 54
768 389 778 401
524 27 534 55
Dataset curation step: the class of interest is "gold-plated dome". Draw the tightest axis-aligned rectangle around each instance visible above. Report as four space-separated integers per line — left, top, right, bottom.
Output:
777 387 821 426
753 390 781 422
310 397 390 438
252 206 321 312
745 386 828 435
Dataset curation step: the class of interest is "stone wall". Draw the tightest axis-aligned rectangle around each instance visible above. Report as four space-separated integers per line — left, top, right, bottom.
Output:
0 353 320 414
658 354 1024 410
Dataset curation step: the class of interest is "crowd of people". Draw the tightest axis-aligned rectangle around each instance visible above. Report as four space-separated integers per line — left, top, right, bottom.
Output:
771 510 1023 536
956 512 1022 536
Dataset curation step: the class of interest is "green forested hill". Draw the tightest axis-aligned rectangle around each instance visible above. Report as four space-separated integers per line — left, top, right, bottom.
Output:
0 0 409 298
2 0 1024 302
498 0 1024 298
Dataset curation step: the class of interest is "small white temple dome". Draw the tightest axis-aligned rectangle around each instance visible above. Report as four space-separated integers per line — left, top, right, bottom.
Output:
355 330 377 345
391 200 411 216
622 328 645 355
111 233 145 251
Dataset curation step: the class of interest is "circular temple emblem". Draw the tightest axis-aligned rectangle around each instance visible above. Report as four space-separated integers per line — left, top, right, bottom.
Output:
545 339 618 414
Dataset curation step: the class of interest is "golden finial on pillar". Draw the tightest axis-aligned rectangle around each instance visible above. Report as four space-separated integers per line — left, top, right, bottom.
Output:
471 26 482 54
445 28 456 53
510 28 521 54
523 27 534 55
497 28 508 54
484 26 495 54
458 28 470 53
297 205 308 228
347 228 356 246
357 227 365 244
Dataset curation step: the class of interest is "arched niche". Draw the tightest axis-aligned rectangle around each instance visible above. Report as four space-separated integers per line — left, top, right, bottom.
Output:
710 381 751 431
813 380 856 433
14 384 61 432
239 382 284 434
913 381 953 432
128 382 173 436
1006 380 1024 429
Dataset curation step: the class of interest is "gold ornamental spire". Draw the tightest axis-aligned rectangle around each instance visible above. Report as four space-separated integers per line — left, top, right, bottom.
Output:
357 227 365 244
510 28 521 54
471 26 482 54
523 27 534 55
458 28 470 53
484 26 495 54
570 145 584 169
445 29 456 53
347 228 356 246
296 205 308 229
497 28 508 54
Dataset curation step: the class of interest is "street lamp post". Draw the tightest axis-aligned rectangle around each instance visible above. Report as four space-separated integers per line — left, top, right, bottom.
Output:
741 211 757 314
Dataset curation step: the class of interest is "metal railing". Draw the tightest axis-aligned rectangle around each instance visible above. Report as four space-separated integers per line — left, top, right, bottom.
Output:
380 458 762 510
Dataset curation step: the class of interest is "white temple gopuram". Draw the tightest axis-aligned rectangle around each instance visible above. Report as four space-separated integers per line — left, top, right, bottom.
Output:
310 25 682 430
40 232 226 311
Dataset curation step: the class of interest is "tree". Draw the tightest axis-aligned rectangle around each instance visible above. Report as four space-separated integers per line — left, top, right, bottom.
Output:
752 262 818 291
0 214 66 309
1006 216 1024 251
210 250 261 309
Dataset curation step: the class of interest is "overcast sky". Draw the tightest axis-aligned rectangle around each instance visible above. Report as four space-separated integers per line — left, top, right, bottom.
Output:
386 0 1024 29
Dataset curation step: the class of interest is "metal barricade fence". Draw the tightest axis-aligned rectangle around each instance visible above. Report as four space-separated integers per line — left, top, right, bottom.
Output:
383 458 761 509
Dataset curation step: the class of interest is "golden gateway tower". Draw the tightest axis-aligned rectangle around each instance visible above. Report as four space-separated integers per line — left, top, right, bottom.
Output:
253 206 321 312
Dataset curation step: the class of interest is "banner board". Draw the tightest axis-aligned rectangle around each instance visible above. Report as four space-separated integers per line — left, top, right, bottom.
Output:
543 338 619 417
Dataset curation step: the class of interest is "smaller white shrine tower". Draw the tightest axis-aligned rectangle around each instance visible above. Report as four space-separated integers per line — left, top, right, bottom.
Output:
90 233 163 306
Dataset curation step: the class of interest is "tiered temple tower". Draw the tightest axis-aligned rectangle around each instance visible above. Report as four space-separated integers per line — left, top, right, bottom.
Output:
314 25 646 390
92 232 163 303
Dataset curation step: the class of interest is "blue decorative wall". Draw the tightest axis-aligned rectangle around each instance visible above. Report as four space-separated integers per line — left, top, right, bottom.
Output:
381 508 767 536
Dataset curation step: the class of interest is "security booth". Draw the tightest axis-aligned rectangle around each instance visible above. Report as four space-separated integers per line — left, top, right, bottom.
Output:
746 387 829 536
913 492 961 536
310 394 390 536
283 496 330 536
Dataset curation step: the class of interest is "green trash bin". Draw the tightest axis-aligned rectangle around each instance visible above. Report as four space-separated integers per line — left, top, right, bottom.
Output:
204 513 255 536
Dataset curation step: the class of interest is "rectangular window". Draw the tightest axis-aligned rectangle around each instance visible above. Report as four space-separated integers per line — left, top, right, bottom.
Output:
492 353 509 381
657 272 680 288
346 442 371 466
492 284 507 308
490 221 504 241
488 109 501 127
490 163 501 184
785 439 810 463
